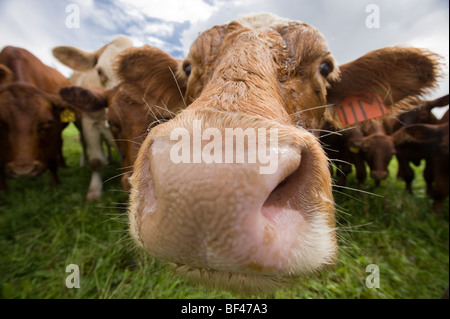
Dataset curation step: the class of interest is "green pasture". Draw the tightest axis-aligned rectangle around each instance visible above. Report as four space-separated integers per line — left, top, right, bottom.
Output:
0 123 448 299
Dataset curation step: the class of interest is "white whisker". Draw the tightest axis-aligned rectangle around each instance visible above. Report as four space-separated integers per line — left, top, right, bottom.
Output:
291 104 334 117
169 66 187 108
103 171 133 185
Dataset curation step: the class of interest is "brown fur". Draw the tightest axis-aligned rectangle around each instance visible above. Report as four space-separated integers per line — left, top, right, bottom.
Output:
0 46 69 94
0 46 70 189
393 119 449 212
53 36 133 201
59 45 187 191
128 14 443 293
391 95 449 202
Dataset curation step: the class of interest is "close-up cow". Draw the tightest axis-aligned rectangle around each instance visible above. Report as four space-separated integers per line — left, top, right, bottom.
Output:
0 1 448 302
125 13 441 292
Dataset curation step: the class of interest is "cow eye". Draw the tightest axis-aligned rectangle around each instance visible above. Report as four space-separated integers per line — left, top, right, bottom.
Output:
97 68 108 85
319 62 333 77
184 64 192 77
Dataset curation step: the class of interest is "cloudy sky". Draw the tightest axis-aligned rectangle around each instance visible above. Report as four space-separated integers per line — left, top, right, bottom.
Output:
0 0 448 113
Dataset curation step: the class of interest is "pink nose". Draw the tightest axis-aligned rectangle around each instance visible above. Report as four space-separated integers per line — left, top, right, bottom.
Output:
129 114 337 285
6 161 44 178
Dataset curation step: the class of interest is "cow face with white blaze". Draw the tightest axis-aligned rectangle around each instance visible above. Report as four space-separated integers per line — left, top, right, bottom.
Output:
128 13 441 292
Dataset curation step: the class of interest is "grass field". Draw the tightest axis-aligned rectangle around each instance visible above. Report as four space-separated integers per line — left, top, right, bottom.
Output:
0 123 448 299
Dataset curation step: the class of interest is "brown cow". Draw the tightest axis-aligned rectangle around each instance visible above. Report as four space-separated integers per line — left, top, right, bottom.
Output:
127 13 441 292
59 45 186 191
389 94 449 193
0 46 71 190
393 114 449 212
347 119 397 186
53 35 134 200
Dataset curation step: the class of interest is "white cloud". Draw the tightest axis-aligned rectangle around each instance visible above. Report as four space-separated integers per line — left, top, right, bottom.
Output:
0 0 448 101
117 0 217 23
144 23 175 37
178 0 449 101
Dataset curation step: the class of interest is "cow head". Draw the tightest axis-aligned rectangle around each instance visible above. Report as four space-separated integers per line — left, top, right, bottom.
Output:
0 81 68 183
348 120 396 183
128 13 441 292
52 35 134 89
59 46 186 191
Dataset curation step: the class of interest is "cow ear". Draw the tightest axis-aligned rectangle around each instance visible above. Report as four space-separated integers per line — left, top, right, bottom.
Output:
59 86 110 112
392 123 443 145
0 64 13 86
115 45 186 105
45 93 76 113
425 94 449 109
325 47 442 128
52 45 107 72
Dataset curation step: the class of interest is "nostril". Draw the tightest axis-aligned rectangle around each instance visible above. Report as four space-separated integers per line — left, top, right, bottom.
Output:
261 158 302 221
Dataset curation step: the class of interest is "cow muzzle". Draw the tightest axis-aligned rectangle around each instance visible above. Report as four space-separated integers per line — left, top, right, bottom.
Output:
6 161 45 178
128 110 337 292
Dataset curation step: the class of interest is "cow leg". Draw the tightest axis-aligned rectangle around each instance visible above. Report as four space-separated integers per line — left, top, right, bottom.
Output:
82 115 107 201
87 159 102 201
430 159 448 214
396 154 414 193
423 160 434 196
0 172 7 191
58 124 69 168
354 156 367 185
101 121 119 165
74 118 88 167
48 159 61 186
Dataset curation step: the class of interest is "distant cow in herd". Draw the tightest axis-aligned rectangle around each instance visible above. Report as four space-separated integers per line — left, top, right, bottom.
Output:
52 35 134 200
321 118 397 187
0 46 70 190
59 45 186 192
322 94 448 200
391 95 449 212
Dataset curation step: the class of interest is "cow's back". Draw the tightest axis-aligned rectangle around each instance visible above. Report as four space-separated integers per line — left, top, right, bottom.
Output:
0 46 69 93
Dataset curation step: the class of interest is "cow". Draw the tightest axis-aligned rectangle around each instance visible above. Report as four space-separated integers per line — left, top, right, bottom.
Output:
393 112 449 212
0 46 71 190
59 45 186 192
347 119 397 186
52 35 134 200
389 95 449 193
125 13 441 293
320 119 396 187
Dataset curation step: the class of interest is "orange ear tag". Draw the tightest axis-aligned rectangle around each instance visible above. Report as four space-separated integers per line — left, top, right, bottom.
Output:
337 93 387 126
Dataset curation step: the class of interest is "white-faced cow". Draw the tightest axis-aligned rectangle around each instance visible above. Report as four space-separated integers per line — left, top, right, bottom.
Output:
126 13 441 293
52 35 134 200
59 45 186 192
